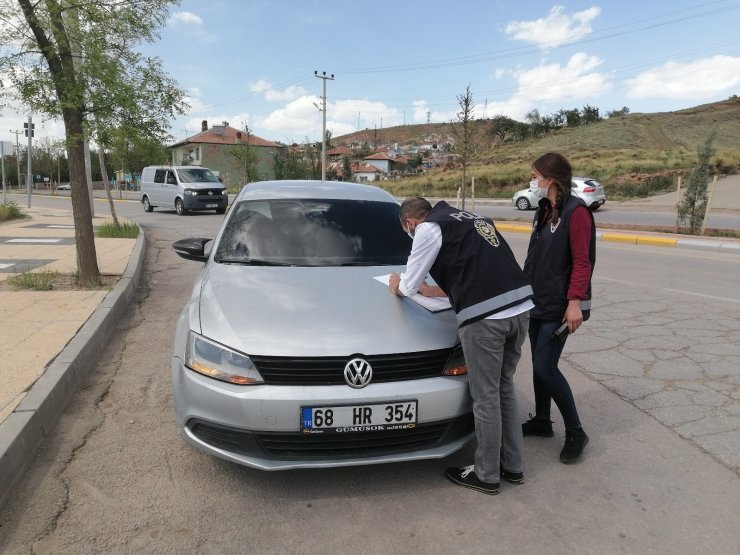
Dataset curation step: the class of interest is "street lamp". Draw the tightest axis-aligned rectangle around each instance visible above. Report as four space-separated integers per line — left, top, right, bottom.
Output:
314 71 334 181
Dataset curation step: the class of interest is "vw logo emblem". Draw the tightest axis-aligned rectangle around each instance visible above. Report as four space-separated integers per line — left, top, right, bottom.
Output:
208 190 213 196
344 358 372 388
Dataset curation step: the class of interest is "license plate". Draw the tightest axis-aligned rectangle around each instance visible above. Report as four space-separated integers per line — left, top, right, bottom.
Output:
301 401 417 433
205 203 218 208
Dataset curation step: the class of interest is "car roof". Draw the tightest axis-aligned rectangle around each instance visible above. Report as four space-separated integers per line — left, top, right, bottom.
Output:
234 180 398 203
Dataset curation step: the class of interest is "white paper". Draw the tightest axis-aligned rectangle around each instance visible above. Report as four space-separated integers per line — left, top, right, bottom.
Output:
374 274 452 313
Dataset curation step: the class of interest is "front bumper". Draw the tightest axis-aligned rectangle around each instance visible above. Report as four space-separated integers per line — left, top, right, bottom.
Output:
172 357 474 470
182 195 227 211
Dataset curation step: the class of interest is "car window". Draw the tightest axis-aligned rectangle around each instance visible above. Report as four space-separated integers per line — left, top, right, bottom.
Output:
215 199 411 266
154 169 166 183
166 171 177 185
177 168 220 183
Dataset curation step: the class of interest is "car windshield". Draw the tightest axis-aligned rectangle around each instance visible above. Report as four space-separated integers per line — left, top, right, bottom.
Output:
176 168 220 183
214 198 412 266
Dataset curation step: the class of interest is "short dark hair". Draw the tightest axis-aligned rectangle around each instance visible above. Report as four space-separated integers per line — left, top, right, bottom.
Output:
399 197 432 222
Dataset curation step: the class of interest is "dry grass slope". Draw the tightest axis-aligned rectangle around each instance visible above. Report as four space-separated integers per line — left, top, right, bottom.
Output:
334 98 740 199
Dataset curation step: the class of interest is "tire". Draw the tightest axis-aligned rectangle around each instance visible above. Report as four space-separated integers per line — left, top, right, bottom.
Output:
143 196 153 213
516 197 531 210
590 204 601 211
175 198 187 216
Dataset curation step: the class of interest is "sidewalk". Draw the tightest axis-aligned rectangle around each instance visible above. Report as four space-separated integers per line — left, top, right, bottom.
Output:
0 206 144 506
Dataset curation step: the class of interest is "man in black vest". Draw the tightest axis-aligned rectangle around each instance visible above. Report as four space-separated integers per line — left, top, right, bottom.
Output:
389 197 533 495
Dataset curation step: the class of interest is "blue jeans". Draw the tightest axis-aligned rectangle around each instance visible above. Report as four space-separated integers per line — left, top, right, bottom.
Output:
458 312 529 483
529 318 582 431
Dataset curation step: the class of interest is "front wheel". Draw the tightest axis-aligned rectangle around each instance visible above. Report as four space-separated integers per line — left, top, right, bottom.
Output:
143 196 153 213
175 198 187 216
516 197 531 210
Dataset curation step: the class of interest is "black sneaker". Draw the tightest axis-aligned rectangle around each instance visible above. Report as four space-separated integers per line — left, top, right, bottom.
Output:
499 466 524 485
445 465 500 495
522 413 554 437
560 428 589 463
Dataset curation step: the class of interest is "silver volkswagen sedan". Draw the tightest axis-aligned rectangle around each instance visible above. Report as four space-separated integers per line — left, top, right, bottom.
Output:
171 180 473 470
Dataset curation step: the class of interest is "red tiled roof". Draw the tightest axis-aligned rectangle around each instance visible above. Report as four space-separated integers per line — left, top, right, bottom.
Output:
327 146 353 156
171 126 281 148
351 162 379 173
364 152 394 160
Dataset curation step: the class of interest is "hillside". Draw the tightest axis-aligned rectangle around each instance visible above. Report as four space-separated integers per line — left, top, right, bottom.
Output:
333 98 740 198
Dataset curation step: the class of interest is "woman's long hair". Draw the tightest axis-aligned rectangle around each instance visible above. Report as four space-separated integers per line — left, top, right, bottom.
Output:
533 152 572 225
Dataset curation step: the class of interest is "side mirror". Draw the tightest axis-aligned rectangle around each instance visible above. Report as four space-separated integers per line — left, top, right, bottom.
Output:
173 237 212 262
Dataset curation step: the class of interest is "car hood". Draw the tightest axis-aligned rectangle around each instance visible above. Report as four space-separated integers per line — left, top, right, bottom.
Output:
196 264 460 357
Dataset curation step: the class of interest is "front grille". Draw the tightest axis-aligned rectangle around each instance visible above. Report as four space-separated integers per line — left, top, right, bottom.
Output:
189 414 473 460
194 189 225 197
250 348 454 385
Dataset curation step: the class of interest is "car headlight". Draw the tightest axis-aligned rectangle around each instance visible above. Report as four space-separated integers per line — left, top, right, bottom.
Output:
183 189 198 196
185 332 264 385
442 345 467 376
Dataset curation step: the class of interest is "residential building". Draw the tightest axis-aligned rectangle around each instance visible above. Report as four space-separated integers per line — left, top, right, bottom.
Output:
168 121 282 190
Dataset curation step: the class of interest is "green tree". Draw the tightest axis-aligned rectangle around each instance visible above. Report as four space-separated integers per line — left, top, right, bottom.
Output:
488 115 519 142
452 84 476 210
607 106 630 118
677 131 716 234
226 126 259 186
581 104 601 125
342 154 352 180
0 0 186 285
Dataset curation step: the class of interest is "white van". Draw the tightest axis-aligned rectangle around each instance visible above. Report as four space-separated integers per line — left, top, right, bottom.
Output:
140 165 228 215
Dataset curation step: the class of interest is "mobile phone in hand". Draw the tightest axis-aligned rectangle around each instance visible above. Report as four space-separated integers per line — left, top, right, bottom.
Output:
553 322 569 340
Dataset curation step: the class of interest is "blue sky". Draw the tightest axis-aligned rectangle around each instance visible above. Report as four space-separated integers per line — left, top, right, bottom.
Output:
4 0 740 146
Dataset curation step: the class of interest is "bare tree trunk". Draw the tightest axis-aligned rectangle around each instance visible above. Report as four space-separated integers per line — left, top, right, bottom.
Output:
64 107 100 286
98 147 119 227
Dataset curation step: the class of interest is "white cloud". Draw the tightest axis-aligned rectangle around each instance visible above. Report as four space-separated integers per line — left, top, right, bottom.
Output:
254 96 402 142
505 5 600 50
249 80 307 102
171 11 203 25
511 53 611 105
412 100 458 124
625 55 740 100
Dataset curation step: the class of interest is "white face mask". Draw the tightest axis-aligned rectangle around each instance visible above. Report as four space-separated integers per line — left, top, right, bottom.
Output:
531 179 549 201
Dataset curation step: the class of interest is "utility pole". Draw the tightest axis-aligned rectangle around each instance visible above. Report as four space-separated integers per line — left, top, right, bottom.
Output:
24 116 34 208
10 129 22 190
0 140 7 203
314 70 334 181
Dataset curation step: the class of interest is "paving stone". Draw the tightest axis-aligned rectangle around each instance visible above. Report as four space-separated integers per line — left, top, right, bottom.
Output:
601 377 665 400
648 359 703 380
625 336 690 350
647 405 707 426
616 348 656 363
690 389 732 407
567 351 645 377
692 431 740 472
635 389 693 410
652 350 686 361
675 414 740 438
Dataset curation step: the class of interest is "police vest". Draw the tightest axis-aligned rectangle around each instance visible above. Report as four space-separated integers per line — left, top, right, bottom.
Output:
523 194 596 321
424 201 533 328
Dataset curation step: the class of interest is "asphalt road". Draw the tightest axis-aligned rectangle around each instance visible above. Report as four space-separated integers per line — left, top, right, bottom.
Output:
1 195 739 553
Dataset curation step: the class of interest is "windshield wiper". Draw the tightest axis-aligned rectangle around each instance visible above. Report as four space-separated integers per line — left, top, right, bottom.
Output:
215 257 294 266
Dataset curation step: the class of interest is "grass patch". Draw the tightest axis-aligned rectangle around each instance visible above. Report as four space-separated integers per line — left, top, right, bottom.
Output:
6 270 59 291
0 201 29 222
95 221 139 238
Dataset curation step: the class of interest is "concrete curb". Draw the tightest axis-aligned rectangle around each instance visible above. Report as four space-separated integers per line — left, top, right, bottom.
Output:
495 222 740 254
0 229 146 508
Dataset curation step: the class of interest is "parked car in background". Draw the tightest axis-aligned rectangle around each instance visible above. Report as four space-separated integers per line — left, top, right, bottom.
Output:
512 176 606 210
56 183 71 191
140 165 227 215
170 180 473 470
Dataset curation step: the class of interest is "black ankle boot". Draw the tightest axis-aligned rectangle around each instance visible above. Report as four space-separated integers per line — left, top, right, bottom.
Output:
560 428 589 463
522 413 554 437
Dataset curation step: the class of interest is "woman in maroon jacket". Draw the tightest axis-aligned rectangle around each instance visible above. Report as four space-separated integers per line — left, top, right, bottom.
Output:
522 152 595 463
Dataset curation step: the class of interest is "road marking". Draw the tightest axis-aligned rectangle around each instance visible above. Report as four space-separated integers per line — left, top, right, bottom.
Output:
597 276 740 304
47 225 75 229
5 238 62 243
0 263 13 269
